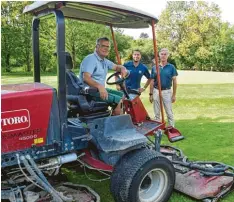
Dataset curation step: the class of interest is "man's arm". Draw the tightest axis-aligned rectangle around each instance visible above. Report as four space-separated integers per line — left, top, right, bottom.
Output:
83 72 108 100
172 76 177 103
112 64 128 90
139 66 151 93
149 79 154 103
112 64 124 72
139 79 152 93
149 66 155 103
112 64 128 77
144 79 152 89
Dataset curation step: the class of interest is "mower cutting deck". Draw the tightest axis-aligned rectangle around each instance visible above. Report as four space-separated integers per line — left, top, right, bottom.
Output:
160 145 234 202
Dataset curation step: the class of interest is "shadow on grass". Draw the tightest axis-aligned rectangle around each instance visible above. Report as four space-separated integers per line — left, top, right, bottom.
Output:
62 116 233 202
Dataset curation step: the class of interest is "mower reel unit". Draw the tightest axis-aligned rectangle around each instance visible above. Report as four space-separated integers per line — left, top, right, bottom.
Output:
1 1 233 202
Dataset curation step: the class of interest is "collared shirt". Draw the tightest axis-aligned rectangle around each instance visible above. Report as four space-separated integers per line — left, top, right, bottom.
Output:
123 61 150 90
151 63 178 89
79 51 114 86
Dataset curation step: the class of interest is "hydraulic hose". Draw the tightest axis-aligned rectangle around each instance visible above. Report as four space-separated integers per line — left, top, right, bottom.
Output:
155 145 234 177
26 155 72 202
20 156 63 202
172 160 234 177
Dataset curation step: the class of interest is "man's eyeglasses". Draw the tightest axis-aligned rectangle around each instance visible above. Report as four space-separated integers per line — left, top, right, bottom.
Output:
160 53 167 56
98 44 110 49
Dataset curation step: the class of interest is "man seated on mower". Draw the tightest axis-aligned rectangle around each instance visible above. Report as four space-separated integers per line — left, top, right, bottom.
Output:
79 37 128 115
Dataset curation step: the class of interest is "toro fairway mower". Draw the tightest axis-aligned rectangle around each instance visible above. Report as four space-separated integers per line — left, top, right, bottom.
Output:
1 1 233 202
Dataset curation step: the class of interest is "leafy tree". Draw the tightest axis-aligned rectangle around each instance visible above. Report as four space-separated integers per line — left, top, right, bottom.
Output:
1 1 33 72
39 18 57 72
4 1 233 73
108 29 133 64
1 1 132 73
17 2 33 72
65 20 132 69
1 2 22 72
156 1 234 71
211 23 234 72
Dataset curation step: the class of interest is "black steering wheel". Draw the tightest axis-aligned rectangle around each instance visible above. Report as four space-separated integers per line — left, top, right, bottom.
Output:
106 71 131 99
106 71 130 85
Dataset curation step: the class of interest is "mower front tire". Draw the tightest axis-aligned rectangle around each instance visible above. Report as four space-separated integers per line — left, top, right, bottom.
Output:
110 148 175 202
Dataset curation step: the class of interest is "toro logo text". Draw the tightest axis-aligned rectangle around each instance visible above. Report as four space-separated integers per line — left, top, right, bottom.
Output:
1 109 30 133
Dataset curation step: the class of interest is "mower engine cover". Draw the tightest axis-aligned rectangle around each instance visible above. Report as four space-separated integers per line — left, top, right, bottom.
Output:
1 83 60 155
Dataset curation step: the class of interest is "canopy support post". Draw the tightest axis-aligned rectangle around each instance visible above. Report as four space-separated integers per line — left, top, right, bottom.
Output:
151 20 165 124
110 25 121 64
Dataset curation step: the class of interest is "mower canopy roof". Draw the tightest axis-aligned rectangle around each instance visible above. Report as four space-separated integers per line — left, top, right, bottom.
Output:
23 1 158 28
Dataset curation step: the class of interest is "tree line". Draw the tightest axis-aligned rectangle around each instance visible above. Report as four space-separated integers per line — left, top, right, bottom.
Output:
1 1 234 73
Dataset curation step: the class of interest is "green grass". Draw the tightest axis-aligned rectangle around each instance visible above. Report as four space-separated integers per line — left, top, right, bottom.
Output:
1 73 234 202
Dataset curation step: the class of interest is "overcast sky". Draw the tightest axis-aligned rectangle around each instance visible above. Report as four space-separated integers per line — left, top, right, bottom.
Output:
114 0 234 39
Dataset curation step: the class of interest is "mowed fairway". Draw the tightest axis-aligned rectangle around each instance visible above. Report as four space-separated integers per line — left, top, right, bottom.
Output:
2 70 234 202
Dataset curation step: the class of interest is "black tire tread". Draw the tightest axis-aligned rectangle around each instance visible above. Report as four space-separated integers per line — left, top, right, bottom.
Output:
110 148 175 202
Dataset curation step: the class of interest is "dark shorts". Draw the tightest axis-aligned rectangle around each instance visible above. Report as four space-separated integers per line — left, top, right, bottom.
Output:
89 88 123 104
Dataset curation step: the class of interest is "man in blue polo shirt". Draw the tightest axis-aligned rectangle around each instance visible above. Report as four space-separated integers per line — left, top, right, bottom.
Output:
149 48 178 127
123 50 151 93
79 37 128 115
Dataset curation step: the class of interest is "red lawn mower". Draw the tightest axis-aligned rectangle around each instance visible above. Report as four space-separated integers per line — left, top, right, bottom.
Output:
1 1 233 202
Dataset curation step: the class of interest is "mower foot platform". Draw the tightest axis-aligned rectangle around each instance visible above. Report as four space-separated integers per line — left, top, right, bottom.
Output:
134 120 164 135
164 126 184 142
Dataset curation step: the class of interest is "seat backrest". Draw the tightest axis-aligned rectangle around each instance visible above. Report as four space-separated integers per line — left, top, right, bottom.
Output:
65 52 84 95
65 52 73 70
66 67 93 114
66 69 84 95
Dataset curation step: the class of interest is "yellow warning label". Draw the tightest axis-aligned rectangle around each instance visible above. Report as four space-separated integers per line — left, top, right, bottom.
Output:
34 137 44 144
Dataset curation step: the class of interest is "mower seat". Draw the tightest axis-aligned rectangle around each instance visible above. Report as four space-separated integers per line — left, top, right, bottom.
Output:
65 52 110 120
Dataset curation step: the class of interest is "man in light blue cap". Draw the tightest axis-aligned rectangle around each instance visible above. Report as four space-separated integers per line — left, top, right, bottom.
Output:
79 37 128 114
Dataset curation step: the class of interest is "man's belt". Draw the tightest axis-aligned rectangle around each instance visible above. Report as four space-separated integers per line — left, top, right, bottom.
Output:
154 86 171 90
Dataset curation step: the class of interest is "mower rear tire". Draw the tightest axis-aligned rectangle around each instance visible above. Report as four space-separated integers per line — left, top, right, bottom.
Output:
110 148 175 202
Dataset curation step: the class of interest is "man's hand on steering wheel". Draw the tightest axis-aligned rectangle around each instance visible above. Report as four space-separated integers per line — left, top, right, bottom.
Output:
106 70 130 85
106 69 131 99
120 66 128 78
116 67 128 91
